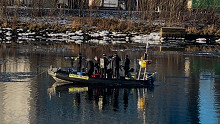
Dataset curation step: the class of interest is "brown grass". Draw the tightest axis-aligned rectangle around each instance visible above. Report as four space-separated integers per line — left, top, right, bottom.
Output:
71 17 85 29
202 25 216 35
186 25 219 36
2 21 9 28
215 29 220 36
186 27 200 35
1 16 218 36
70 17 151 33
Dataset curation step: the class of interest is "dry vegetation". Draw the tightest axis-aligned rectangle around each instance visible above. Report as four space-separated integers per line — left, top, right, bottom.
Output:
186 25 220 36
71 17 135 32
69 17 160 33
0 0 219 35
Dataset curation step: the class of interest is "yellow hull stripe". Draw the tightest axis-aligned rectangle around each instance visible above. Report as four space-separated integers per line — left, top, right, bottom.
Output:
69 74 89 80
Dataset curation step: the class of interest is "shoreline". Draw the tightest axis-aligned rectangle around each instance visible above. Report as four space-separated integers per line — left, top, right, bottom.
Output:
1 16 220 37
0 16 220 52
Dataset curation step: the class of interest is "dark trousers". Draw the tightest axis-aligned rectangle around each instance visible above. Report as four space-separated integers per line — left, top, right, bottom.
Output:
114 67 120 79
95 67 100 74
124 68 129 77
88 70 93 77
101 68 107 78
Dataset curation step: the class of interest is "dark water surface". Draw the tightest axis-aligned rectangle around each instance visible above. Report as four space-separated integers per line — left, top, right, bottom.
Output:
0 44 220 124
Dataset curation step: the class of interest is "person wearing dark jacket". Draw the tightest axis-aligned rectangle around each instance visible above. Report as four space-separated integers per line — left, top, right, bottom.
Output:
124 55 130 77
100 54 109 78
75 53 82 72
86 59 94 77
107 55 113 78
112 53 121 79
94 56 100 74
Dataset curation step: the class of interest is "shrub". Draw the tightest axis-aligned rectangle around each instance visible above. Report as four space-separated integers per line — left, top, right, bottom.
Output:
72 17 85 29
202 25 216 35
186 27 200 35
215 29 220 36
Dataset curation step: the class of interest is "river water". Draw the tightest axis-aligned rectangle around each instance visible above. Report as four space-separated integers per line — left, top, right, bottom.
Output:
0 44 220 124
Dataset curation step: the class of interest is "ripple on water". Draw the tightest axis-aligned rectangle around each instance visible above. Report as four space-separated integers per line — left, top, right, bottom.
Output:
0 72 36 82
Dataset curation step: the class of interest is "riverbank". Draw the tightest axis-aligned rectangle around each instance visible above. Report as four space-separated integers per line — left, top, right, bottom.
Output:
1 16 220 49
0 17 157 33
1 16 220 36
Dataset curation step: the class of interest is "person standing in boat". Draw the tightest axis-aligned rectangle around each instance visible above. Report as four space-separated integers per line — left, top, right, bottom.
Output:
124 55 130 77
100 54 109 78
75 53 82 72
112 53 121 79
94 56 100 74
107 55 113 78
86 59 94 77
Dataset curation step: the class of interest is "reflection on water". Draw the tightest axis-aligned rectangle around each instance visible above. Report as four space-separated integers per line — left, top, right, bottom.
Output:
0 47 37 124
184 57 190 77
199 72 217 124
48 82 154 122
0 44 220 123
0 82 34 124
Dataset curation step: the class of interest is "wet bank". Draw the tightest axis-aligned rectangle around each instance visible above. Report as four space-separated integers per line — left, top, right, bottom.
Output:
0 17 220 46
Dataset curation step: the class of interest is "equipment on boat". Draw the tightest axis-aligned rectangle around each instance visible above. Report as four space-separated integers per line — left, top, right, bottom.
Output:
137 42 153 80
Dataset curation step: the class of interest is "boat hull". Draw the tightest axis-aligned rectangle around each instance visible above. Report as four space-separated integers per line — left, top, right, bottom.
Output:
48 68 155 86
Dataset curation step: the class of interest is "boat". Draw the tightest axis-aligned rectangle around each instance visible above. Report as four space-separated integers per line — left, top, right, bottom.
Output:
48 66 156 87
48 41 156 86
